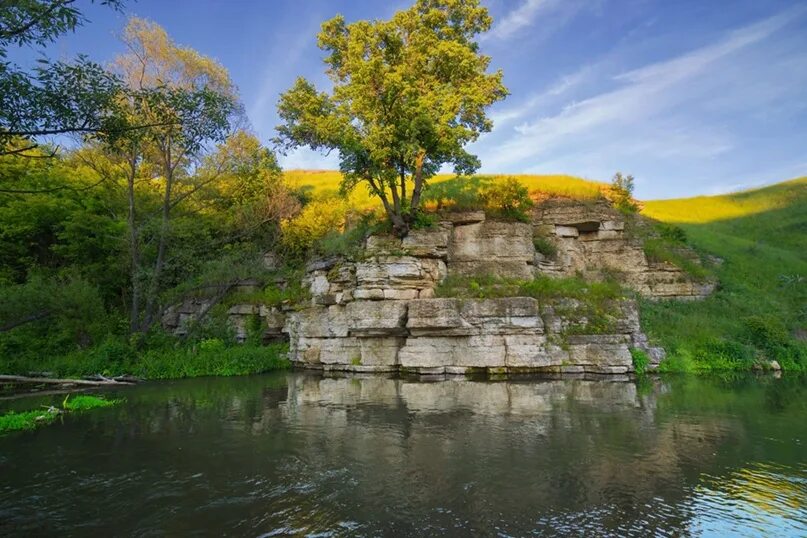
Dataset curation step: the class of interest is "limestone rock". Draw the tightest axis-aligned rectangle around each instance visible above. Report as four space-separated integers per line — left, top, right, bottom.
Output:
345 300 407 336
440 210 485 224
401 225 451 258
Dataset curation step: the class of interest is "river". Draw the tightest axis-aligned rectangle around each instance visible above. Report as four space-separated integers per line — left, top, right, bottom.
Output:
1 372 805 536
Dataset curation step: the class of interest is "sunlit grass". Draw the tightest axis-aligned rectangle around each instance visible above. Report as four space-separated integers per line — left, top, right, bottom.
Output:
283 170 606 211
642 177 807 223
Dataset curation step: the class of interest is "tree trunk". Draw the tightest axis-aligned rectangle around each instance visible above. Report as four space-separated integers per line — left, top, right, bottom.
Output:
399 163 406 209
126 153 141 333
368 174 408 236
407 150 427 223
142 141 173 331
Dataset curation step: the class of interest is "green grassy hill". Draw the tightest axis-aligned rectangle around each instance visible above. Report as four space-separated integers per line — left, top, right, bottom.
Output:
642 178 807 372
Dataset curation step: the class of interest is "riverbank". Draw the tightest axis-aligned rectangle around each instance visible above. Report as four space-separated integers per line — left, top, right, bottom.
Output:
2 341 290 382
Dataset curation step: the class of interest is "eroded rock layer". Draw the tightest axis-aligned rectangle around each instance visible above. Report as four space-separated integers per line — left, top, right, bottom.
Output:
285 297 660 375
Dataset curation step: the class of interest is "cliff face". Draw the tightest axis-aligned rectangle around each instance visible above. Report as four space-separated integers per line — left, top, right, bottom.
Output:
286 295 648 375
533 200 715 299
278 199 716 374
165 199 713 374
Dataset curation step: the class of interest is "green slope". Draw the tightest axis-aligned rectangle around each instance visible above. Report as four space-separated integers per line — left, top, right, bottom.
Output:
641 178 807 372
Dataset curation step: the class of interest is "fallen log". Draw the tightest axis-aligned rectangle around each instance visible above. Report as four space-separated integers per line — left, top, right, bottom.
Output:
0 375 136 386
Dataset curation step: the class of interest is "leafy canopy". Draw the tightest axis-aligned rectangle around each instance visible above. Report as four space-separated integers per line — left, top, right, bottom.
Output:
0 1 126 154
275 0 507 235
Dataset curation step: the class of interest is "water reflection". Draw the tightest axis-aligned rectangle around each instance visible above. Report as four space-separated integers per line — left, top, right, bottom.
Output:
0 373 805 537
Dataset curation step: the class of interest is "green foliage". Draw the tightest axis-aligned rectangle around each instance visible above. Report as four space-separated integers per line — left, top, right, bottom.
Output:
0 273 113 370
281 197 349 255
480 176 534 221
609 172 638 214
533 236 557 258
133 342 290 379
421 175 533 220
275 0 508 233
629 216 710 280
0 394 123 434
630 348 650 375
62 394 123 411
422 175 486 210
0 409 58 433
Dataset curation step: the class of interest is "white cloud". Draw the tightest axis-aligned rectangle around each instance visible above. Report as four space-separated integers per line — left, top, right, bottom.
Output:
486 0 554 41
490 65 592 126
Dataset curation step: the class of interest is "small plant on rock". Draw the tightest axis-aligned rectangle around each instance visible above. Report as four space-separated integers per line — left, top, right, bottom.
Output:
609 172 638 214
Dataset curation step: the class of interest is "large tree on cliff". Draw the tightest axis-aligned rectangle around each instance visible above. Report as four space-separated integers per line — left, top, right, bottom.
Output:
275 0 507 236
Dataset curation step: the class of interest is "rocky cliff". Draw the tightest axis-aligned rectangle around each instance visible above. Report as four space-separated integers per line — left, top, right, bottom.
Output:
165 199 713 374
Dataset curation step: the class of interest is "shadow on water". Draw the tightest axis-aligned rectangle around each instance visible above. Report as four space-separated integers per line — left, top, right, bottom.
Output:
0 372 805 536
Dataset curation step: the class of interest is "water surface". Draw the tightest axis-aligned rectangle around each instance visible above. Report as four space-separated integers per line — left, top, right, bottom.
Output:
1 372 805 536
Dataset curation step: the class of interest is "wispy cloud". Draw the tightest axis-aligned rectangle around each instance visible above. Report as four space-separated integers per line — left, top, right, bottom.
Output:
478 6 807 187
490 65 592 126
486 0 554 41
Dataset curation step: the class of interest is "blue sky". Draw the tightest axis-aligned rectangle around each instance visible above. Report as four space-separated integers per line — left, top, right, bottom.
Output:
12 0 807 199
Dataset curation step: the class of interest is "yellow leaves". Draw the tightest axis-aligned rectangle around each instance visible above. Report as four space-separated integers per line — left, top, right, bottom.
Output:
280 197 349 254
115 16 236 98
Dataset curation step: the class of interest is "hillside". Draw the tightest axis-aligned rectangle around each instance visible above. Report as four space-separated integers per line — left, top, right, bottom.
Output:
286 171 807 372
641 177 807 372
283 170 606 209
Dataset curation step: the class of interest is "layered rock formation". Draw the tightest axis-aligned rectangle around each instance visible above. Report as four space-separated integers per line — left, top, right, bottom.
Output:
163 198 711 374
533 200 715 299
285 295 654 375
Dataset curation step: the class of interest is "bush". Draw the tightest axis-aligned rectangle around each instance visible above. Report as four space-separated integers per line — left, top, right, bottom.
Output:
422 175 535 221
281 197 348 255
609 172 638 213
421 176 486 211
481 177 534 221
533 236 557 258
742 315 806 370
630 348 650 375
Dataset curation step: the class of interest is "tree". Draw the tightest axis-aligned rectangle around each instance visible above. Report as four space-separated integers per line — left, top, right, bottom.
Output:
610 172 637 213
0 1 127 155
88 17 239 333
275 0 507 236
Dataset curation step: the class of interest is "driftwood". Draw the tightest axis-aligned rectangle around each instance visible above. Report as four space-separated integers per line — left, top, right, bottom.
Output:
0 374 137 386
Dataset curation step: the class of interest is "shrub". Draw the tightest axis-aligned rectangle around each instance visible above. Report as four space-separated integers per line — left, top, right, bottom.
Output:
609 172 638 213
657 223 687 243
481 177 534 221
533 236 557 258
630 348 650 375
421 176 486 211
281 197 348 255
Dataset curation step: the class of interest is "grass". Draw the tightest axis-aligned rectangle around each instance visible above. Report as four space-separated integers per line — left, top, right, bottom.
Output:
641 177 807 372
4 336 291 381
284 170 606 211
436 274 626 336
0 395 123 434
